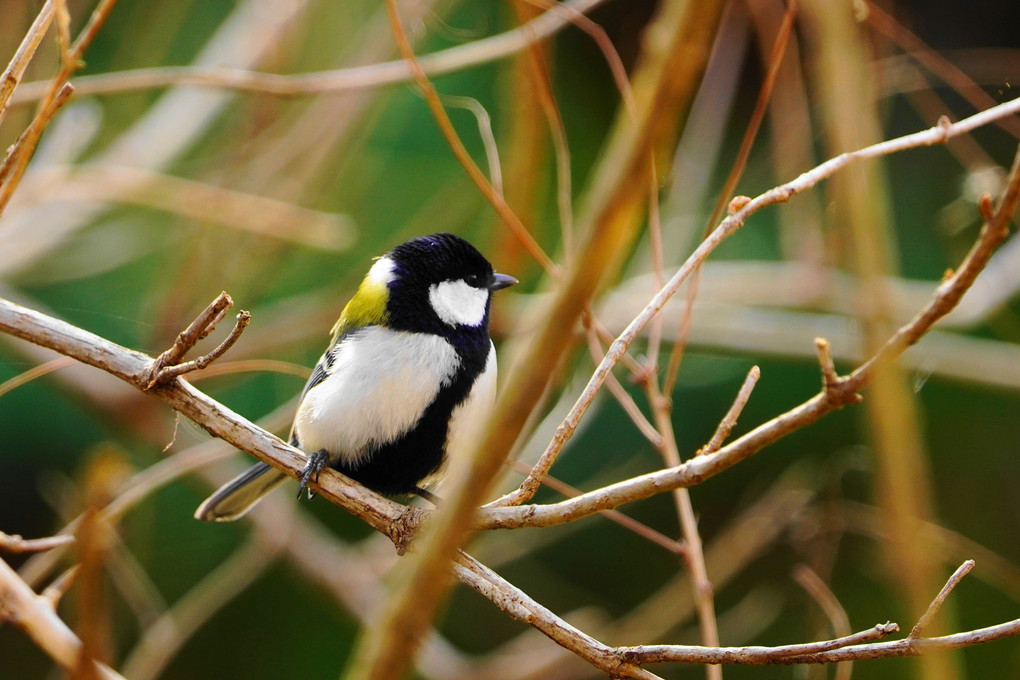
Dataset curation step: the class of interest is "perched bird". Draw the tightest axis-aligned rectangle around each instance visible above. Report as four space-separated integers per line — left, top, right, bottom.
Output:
195 233 516 521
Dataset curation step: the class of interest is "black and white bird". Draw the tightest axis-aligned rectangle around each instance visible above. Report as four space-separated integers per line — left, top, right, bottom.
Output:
195 233 517 521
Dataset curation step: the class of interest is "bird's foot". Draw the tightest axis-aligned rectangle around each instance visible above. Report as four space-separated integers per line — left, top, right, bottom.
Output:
297 450 330 500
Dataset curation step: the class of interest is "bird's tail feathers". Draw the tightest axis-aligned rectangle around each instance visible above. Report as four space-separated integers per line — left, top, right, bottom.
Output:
194 462 288 522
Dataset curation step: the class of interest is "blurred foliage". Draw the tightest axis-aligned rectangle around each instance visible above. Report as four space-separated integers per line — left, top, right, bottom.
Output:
2 0 1020 679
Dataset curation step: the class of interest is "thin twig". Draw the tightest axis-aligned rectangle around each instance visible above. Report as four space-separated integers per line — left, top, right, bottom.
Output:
701 366 761 455
0 356 77 399
815 337 840 391
0 0 120 217
0 0 55 128
793 564 853 680
0 531 75 554
385 0 556 274
663 0 798 396
0 557 125 680
40 566 77 608
0 82 74 212
507 460 683 555
147 311 251 386
144 293 233 387
583 325 664 449
910 560 976 639
620 622 899 664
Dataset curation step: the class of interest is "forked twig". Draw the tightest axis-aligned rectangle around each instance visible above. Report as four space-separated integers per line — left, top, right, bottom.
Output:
144 293 250 389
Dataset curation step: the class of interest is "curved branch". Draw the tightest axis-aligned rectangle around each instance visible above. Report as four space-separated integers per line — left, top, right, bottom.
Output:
9 0 612 106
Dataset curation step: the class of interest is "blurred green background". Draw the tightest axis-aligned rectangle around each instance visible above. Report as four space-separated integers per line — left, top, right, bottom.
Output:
2 0 1020 678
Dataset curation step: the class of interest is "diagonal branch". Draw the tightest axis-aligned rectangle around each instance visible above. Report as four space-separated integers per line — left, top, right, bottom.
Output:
490 96 1020 509
0 556 125 680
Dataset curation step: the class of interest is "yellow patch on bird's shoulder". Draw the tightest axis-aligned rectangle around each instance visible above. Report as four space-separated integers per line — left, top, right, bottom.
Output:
331 256 392 339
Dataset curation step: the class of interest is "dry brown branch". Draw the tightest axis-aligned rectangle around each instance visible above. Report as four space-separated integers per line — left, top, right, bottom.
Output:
384 0 555 274
14 165 356 250
0 557 125 680
768 618 1020 664
619 622 899 665
0 82 74 211
40 566 76 608
910 560 976 639
8 0 610 107
794 564 853 680
0 531 74 554
0 297 417 549
144 293 247 388
480 141 1020 530
2 47 1020 680
2 288 1018 676
147 311 251 387
491 94 1020 510
0 0 120 216
700 365 761 455
0 0 54 128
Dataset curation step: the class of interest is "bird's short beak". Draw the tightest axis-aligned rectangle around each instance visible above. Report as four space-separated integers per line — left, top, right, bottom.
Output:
490 273 518 291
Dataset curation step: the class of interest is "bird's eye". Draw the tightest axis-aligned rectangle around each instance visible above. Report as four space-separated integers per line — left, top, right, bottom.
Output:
465 273 483 288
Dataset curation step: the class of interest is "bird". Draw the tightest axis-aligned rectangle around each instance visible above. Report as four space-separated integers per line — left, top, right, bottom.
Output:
195 233 517 521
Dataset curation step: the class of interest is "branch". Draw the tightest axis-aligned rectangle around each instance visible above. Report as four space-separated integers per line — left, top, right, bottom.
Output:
145 293 251 388
0 557 125 680
0 531 74 554
9 0 611 107
700 365 761 455
0 296 421 552
491 96 1020 509
0 0 120 216
619 622 899 665
910 560 976 639
479 142 1020 529
0 0 54 128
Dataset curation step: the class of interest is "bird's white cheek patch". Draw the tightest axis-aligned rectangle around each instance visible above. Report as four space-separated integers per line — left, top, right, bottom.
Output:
429 279 488 327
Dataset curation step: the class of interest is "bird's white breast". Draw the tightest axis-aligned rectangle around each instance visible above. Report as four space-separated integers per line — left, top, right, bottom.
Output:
293 327 460 465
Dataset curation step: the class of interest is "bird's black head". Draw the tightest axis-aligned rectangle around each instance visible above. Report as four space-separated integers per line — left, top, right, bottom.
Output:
383 233 516 336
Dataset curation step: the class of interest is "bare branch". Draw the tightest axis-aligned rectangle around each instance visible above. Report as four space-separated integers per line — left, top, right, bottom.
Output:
0 531 74 554
144 293 242 388
701 365 761 455
146 311 251 387
619 622 899 665
491 103 1020 510
0 0 54 128
9 0 611 107
0 82 74 214
0 557 125 680
793 565 853 680
771 618 1020 664
910 560 976 639
384 0 555 274
0 296 418 549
